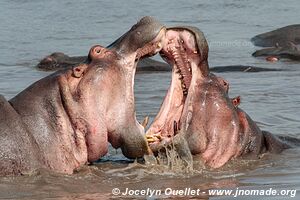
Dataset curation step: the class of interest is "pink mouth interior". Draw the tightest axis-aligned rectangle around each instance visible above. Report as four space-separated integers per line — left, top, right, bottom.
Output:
146 29 201 145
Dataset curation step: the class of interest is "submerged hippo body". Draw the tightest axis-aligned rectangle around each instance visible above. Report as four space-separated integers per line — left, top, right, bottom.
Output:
37 53 282 73
146 26 289 168
37 52 171 72
0 16 166 175
251 25 300 60
252 42 300 60
251 24 300 47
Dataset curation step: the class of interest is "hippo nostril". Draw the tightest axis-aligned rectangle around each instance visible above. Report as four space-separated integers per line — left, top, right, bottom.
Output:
92 46 103 55
95 48 101 54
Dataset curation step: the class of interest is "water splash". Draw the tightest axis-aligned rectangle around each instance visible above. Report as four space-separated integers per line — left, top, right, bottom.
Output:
144 135 195 176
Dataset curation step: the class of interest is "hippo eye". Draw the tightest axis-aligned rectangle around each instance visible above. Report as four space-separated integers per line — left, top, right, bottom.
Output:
96 49 101 54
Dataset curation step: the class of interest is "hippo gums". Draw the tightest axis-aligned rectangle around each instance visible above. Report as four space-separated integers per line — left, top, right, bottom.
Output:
0 16 166 175
146 26 289 168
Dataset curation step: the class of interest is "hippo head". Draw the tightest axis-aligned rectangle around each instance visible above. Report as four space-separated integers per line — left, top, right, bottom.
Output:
108 16 166 58
146 27 246 168
60 17 166 161
146 26 210 143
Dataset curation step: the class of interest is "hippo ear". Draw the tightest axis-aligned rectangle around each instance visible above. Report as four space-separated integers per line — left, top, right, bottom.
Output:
72 64 88 78
232 96 241 107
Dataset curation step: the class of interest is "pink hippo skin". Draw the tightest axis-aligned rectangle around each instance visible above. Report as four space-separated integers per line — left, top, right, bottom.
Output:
146 26 289 168
0 16 166 175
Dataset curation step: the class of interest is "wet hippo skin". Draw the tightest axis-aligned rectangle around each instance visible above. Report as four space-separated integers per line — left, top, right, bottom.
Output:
37 53 172 72
251 24 300 47
146 26 290 168
0 16 166 176
251 24 300 60
36 52 281 73
252 42 300 60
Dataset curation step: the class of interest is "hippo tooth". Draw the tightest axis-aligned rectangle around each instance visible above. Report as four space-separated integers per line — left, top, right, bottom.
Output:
156 135 162 140
193 50 197 54
157 42 162 49
182 83 186 89
146 135 154 139
183 90 188 95
147 138 156 143
141 116 149 128
188 67 191 72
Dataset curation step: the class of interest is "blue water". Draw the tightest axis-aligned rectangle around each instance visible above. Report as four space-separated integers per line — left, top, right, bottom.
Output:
0 0 299 199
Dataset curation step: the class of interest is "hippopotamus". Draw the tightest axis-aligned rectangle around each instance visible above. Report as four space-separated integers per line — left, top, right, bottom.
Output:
252 42 300 61
37 52 171 72
251 24 300 47
37 52 281 73
146 26 289 168
251 25 300 61
0 16 166 176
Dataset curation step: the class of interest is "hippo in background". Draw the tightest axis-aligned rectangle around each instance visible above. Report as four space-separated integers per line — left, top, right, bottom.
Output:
251 24 300 47
0 16 166 176
37 52 172 72
37 52 281 73
252 42 300 61
251 24 300 61
146 26 291 168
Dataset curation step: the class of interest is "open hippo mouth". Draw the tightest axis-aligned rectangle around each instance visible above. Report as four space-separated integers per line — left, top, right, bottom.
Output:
59 16 167 162
146 27 209 151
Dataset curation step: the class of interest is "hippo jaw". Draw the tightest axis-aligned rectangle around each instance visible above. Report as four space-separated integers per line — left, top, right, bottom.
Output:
105 17 166 159
146 27 253 169
108 16 166 58
72 18 166 161
146 27 209 150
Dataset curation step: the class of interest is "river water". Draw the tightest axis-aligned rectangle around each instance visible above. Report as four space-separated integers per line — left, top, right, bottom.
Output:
0 0 299 199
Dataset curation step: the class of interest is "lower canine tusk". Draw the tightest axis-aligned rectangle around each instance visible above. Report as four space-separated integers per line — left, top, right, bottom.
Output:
141 116 149 128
